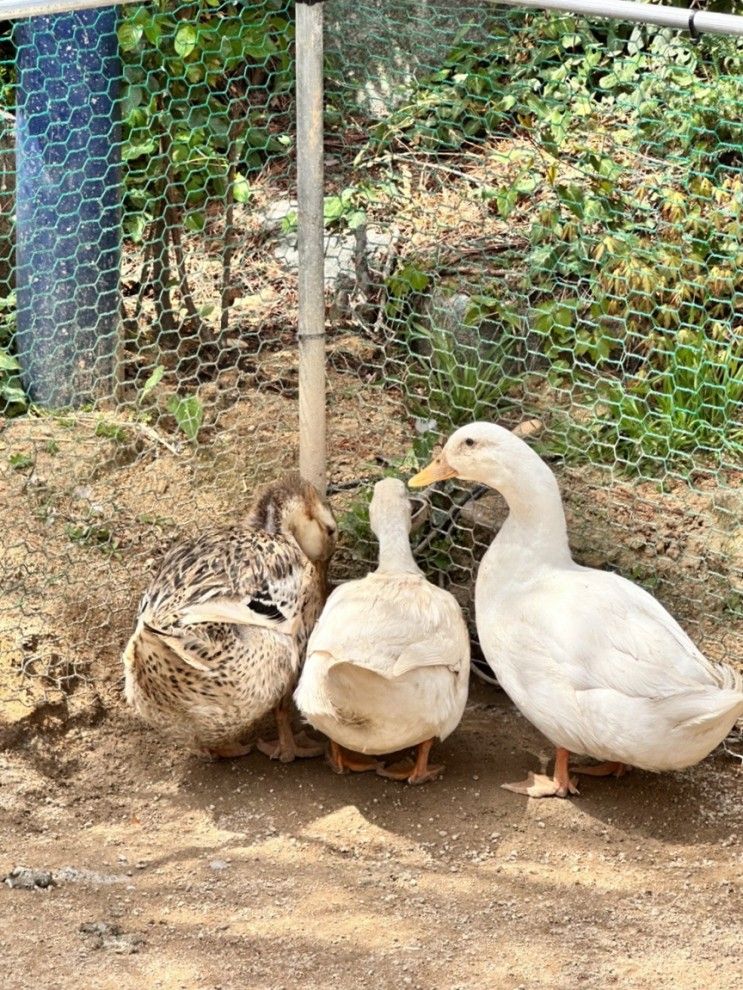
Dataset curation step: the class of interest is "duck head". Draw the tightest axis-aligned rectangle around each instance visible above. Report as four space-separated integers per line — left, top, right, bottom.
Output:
408 422 526 491
249 474 337 587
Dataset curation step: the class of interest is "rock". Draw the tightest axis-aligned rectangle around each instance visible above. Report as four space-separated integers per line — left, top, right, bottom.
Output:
209 859 229 871
421 289 513 352
460 492 508 534
260 198 297 232
273 223 396 297
53 866 126 886
79 921 144 954
3 867 56 890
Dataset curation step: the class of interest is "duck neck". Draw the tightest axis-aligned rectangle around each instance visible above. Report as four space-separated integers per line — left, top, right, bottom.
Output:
485 460 572 566
374 518 420 575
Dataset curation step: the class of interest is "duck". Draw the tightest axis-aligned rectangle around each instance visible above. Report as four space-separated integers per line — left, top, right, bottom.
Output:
122 474 337 760
294 478 470 784
409 421 743 798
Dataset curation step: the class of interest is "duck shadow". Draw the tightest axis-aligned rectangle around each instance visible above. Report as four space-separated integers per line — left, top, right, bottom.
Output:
117 680 741 861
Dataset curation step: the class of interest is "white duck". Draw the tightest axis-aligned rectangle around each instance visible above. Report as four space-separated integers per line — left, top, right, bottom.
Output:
294 478 470 784
410 422 743 798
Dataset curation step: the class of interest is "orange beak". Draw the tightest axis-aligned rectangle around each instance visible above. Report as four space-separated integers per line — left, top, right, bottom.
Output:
408 453 457 488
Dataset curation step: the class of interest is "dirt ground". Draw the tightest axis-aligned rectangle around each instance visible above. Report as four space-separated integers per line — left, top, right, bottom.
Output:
1 681 742 990
1 349 741 990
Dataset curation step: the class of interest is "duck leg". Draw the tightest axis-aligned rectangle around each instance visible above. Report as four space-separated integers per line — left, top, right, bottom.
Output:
571 761 630 778
203 742 253 760
377 738 444 785
502 747 580 798
327 740 383 774
257 695 325 762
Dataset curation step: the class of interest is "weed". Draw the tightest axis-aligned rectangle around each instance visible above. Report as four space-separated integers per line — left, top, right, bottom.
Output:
65 523 119 554
0 292 26 417
8 451 33 471
95 420 128 443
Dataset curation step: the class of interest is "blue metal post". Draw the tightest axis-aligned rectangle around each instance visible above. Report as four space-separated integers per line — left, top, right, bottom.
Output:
15 7 120 407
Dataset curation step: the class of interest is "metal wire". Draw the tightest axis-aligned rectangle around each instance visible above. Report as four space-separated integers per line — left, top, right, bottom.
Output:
0 0 741 729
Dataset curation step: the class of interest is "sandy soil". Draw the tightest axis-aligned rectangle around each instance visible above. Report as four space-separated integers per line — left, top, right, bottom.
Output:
1 681 742 990
1 375 741 990
1 312 741 990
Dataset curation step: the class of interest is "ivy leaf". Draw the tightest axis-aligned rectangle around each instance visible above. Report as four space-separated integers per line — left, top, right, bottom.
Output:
174 24 198 59
323 195 345 223
184 211 205 232
142 15 162 46
1 382 27 407
140 365 164 400
232 174 251 203
118 22 143 52
599 71 619 90
561 33 583 50
168 395 203 441
123 140 157 162
0 349 19 371
124 214 147 243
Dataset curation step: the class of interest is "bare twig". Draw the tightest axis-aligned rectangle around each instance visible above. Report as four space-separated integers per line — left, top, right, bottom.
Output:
77 412 180 456
220 96 242 339
368 225 401 341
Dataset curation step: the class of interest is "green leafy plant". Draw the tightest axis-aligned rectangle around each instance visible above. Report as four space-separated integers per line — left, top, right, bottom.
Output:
0 293 26 416
118 0 293 350
94 419 128 443
592 330 743 472
119 0 292 232
8 451 33 471
168 393 204 441
65 522 119 554
396 289 523 429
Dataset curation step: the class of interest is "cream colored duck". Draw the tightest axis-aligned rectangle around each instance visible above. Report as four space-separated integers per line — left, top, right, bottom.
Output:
294 478 470 784
123 474 336 760
410 422 743 798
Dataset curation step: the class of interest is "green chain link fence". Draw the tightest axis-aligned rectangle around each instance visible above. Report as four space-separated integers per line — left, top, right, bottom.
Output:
0 1 741 733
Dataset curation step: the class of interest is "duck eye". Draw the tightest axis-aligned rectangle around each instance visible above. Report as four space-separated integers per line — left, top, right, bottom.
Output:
464 438 476 448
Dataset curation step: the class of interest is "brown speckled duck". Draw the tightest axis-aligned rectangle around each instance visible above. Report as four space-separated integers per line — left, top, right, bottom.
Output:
122 474 337 760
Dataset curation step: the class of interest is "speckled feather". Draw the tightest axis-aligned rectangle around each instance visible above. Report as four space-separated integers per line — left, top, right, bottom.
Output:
122 477 334 754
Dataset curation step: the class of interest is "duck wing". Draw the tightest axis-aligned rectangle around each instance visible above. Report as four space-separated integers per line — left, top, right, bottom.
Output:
518 567 739 699
308 575 469 679
137 528 307 671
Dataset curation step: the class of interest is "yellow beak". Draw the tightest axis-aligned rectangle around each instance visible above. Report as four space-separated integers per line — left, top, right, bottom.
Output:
408 454 457 488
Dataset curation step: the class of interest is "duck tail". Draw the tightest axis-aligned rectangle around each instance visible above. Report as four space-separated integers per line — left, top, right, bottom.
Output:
677 688 743 731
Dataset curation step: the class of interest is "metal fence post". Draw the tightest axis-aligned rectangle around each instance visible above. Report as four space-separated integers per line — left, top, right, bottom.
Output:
295 0 327 495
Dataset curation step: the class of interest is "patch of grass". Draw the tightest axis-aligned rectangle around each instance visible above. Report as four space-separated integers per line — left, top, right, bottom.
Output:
94 419 128 443
0 292 27 417
137 513 177 529
8 451 33 471
65 523 119 555
389 282 524 431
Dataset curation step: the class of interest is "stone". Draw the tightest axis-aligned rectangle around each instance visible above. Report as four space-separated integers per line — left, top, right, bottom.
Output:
4 867 56 890
79 921 145 954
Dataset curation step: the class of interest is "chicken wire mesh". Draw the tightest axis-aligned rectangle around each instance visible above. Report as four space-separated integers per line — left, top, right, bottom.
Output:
321 0 743 674
0 1 742 734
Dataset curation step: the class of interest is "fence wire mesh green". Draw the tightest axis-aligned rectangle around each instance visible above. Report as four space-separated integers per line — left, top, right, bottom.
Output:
0 1 741 730
321 0 743 674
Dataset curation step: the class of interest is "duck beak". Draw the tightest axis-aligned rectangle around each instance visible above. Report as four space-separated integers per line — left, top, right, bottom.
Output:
408 454 457 488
